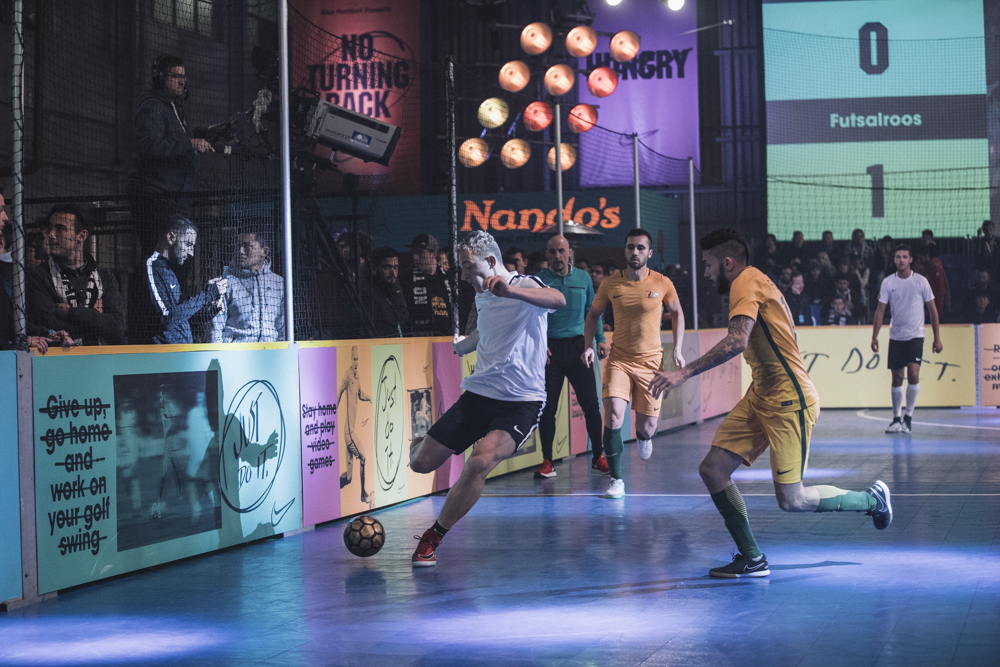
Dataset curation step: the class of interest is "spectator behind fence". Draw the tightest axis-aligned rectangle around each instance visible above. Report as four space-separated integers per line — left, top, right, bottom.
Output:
850 253 871 321
27 205 126 345
0 217 11 297
400 233 453 336
819 230 841 263
804 260 830 307
129 215 226 344
974 220 998 273
874 236 895 277
913 245 947 322
761 233 781 280
963 290 997 325
964 269 994 311
0 190 67 353
129 54 215 252
368 246 408 337
503 247 527 275
782 230 809 267
845 228 875 268
829 276 858 322
527 251 548 274
437 248 451 274
826 296 860 326
574 256 590 272
210 229 284 343
782 273 813 326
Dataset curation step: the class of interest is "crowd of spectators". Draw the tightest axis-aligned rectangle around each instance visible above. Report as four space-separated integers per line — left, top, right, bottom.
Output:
4 209 1000 352
757 222 1000 326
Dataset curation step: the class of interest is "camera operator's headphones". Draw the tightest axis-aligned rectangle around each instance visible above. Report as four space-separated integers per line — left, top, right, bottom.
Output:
152 54 186 94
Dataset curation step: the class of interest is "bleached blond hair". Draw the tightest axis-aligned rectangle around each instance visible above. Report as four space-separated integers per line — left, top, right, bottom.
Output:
458 230 503 265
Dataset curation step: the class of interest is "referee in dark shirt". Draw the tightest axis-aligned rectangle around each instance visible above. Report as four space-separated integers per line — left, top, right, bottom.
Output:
533 235 608 478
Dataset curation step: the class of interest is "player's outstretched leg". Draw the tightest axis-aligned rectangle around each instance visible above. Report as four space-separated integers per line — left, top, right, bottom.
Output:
811 482 892 530
701 446 769 578
412 431 516 567
886 368 905 433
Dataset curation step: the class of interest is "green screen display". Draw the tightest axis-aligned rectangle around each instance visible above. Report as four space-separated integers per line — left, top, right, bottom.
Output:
762 0 990 239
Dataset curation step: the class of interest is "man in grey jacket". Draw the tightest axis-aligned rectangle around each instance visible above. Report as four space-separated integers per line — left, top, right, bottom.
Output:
211 229 285 343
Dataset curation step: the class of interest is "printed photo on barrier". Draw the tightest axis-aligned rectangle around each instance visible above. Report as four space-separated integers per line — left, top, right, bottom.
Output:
339 345 376 514
409 388 432 440
113 371 221 551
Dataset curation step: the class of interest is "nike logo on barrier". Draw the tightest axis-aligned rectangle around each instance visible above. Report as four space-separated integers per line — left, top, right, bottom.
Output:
271 498 296 526
777 468 793 476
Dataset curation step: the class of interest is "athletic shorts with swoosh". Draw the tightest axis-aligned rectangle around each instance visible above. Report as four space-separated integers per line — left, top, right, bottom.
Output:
712 267 820 484
591 270 679 416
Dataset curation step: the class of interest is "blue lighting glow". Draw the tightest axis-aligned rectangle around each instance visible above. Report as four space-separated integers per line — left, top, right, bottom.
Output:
0 616 226 664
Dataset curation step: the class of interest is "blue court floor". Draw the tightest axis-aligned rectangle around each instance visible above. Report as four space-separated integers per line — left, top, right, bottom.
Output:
2 408 999 666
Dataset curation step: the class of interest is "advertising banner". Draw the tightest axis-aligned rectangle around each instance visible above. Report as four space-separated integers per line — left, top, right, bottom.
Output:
978 324 1000 406
33 348 301 594
795 325 975 408
402 340 436 500
0 351 21 602
579 0 700 186
299 345 341 527
290 0 421 194
431 340 465 491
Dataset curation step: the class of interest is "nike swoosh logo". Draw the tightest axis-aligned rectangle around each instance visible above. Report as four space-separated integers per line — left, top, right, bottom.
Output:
777 468 793 476
271 498 296 526
613 294 622 298
513 425 523 435
742 561 767 572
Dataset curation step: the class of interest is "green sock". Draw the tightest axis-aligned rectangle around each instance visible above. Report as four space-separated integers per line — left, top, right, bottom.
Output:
814 485 877 512
603 427 624 479
710 485 762 559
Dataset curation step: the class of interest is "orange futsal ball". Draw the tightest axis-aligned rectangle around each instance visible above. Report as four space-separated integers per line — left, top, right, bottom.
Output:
544 64 575 96
520 22 553 55
523 101 554 131
587 67 618 98
566 26 598 58
567 104 598 133
610 30 641 62
499 60 530 93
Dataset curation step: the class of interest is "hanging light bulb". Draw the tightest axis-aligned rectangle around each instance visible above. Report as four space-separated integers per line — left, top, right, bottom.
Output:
520 22 553 55
500 139 532 169
477 97 510 129
610 30 641 62
459 138 489 168
498 60 530 93
544 64 575 96
566 26 598 58
587 67 618 97
547 143 577 171
567 104 598 133
523 101 554 132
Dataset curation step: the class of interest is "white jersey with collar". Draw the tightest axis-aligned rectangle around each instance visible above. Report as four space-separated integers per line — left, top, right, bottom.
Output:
461 273 552 402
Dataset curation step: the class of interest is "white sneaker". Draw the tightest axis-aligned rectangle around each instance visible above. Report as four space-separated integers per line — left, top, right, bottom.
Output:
605 478 625 499
637 438 653 460
885 419 903 434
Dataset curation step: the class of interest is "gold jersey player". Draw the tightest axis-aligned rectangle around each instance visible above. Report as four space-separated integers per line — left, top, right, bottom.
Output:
584 228 685 499
649 229 892 578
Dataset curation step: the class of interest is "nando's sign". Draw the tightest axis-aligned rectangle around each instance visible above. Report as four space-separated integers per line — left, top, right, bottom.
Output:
461 195 626 234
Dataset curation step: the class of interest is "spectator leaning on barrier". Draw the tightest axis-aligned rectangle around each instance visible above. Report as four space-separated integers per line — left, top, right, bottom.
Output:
974 220 998 273
368 246 409 337
782 272 812 326
826 296 860 326
27 205 126 345
129 214 227 344
211 229 284 343
962 290 997 325
400 233 453 336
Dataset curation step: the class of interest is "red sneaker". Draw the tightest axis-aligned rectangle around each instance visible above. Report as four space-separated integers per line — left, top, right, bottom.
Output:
534 458 556 478
591 454 609 475
412 528 442 567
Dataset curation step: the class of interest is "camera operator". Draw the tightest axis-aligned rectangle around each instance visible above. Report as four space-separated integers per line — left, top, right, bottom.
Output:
129 54 215 252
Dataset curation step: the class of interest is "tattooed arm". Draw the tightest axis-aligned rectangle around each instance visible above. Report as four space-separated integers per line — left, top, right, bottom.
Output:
648 315 754 398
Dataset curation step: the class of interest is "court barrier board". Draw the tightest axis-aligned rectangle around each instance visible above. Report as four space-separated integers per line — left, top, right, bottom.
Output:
6 325 988 602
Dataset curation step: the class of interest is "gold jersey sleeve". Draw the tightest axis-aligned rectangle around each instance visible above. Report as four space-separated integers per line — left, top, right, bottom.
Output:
601 270 678 361
729 267 819 411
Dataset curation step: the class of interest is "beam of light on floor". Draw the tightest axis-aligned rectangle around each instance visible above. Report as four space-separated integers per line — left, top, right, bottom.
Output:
0 616 226 664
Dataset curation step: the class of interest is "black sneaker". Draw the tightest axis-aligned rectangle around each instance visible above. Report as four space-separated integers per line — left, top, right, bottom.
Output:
709 551 769 578
902 415 912 434
867 480 892 530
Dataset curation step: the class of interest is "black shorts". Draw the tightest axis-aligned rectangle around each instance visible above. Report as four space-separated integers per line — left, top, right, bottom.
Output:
426 391 544 455
887 338 924 370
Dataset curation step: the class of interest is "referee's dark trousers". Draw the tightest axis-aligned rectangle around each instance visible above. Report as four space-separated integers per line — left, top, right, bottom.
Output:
539 335 604 461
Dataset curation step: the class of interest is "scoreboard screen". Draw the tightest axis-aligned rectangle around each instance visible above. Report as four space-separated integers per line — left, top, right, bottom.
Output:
763 0 991 239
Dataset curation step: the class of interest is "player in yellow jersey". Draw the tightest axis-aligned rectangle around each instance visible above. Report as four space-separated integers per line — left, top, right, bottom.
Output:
649 229 892 578
584 228 685 499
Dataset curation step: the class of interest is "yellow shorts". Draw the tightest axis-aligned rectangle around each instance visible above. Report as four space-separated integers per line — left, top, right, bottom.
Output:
712 392 819 484
601 355 664 417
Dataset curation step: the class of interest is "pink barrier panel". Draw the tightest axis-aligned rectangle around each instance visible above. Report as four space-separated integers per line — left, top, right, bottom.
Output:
431 342 465 491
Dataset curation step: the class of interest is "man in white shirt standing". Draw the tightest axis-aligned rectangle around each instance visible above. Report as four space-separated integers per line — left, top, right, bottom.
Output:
408 230 566 567
871 244 942 434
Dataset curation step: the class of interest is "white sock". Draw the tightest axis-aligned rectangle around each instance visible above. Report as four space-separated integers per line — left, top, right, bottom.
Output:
905 383 920 417
891 386 904 418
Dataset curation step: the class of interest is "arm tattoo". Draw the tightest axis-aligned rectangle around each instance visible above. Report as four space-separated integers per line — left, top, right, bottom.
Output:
682 315 754 378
